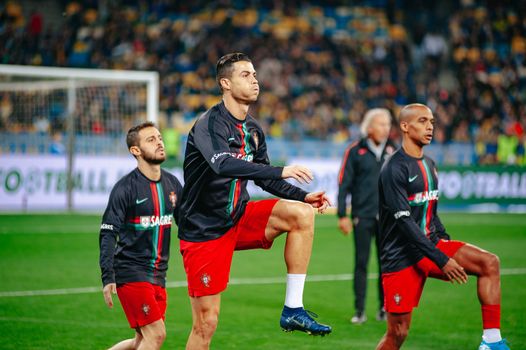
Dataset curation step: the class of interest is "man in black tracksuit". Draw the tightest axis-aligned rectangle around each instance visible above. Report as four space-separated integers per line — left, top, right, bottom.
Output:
337 108 396 324
178 53 332 349
99 122 183 350
375 104 507 350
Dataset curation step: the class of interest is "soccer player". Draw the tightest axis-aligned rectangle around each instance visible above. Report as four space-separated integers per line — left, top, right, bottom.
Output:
337 108 396 324
178 52 332 349
99 122 183 350
375 104 509 350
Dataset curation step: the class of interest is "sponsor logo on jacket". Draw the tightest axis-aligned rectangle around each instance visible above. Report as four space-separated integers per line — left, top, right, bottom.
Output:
211 152 253 164
407 190 439 205
140 214 173 228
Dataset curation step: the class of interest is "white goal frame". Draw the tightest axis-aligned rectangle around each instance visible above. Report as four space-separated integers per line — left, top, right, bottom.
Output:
0 64 159 123
0 64 159 210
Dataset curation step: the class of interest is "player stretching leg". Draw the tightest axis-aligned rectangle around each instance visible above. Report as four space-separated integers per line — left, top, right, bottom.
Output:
99 122 183 350
178 53 332 350
375 104 509 350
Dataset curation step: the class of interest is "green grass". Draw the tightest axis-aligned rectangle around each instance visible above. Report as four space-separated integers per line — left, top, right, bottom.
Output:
0 213 525 349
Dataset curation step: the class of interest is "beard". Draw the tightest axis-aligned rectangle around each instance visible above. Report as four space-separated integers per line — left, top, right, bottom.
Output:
141 148 166 165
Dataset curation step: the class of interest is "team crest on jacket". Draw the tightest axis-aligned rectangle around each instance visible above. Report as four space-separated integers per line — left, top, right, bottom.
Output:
394 293 402 306
252 131 259 151
169 191 177 208
201 273 211 288
141 216 150 227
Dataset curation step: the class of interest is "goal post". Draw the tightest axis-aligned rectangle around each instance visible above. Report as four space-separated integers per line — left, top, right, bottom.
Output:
0 64 159 123
0 64 159 211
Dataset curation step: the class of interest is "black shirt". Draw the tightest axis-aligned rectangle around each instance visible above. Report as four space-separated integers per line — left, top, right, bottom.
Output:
378 147 450 273
337 137 396 219
178 101 308 242
99 168 183 287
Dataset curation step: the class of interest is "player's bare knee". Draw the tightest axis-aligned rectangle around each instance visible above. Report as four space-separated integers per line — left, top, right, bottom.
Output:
204 313 219 333
387 323 409 345
145 326 165 348
290 202 314 230
483 252 500 276
194 309 219 339
394 328 408 345
157 327 166 344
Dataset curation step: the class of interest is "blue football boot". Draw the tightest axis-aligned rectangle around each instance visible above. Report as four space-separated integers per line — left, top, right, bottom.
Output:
280 306 332 336
478 339 510 350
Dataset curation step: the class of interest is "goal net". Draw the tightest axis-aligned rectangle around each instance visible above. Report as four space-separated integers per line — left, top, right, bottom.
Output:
0 64 158 155
0 64 159 210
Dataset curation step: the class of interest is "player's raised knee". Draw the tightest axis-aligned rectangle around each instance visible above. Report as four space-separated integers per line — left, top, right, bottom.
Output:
288 202 315 228
483 252 500 275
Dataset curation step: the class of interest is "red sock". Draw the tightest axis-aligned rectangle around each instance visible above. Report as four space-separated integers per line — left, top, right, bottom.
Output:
481 304 500 329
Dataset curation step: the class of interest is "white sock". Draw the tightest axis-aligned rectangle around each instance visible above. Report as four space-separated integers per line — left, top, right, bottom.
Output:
284 273 306 308
482 328 502 343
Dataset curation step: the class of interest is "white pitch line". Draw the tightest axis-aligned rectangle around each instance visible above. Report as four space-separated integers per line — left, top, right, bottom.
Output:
0 316 123 328
1 268 525 298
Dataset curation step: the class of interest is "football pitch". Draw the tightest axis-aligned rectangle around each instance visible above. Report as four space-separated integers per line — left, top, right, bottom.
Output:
0 213 525 349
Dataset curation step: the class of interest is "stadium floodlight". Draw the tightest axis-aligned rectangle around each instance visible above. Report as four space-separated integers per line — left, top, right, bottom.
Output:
0 64 159 210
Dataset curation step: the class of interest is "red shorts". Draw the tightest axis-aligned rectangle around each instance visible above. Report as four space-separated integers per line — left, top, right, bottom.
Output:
116 282 167 329
382 239 466 313
180 199 279 297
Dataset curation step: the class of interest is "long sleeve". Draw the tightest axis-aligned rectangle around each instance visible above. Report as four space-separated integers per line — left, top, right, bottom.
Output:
252 131 307 201
381 163 449 269
337 146 354 218
99 183 127 286
193 115 283 180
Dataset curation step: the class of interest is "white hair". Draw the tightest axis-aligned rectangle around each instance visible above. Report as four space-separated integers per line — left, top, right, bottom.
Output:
360 108 392 137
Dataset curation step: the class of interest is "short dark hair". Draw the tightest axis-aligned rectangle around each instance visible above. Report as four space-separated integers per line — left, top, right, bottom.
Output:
216 52 252 91
126 121 156 149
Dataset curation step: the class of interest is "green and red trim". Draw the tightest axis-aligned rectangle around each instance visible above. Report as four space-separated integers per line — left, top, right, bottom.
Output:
151 182 169 271
416 159 435 236
227 122 252 216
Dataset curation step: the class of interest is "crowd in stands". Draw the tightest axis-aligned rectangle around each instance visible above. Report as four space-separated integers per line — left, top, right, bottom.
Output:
0 0 525 164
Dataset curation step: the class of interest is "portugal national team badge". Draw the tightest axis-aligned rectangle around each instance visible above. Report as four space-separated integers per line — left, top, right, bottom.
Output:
140 216 150 228
394 293 402 306
142 304 150 316
252 131 259 150
169 191 177 208
201 273 211 288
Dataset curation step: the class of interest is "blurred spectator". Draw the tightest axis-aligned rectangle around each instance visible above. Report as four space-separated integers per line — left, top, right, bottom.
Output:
497 129 519 165
49 131 65 154
0 0 525 165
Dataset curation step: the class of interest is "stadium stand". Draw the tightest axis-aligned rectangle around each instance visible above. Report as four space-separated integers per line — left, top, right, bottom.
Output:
0 0 524 164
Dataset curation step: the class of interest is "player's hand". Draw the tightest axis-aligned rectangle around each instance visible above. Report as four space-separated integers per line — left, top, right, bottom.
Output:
338 217 352 236
282 165 314 184
305 191 331 213
103 283 117 308
441 258 468 284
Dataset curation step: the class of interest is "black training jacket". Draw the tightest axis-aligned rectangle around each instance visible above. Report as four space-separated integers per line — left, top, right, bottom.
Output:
178 101 307 242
